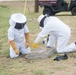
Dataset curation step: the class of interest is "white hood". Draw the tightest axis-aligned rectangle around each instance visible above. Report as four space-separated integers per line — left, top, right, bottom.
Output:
9 13 27 27
37 14 45 23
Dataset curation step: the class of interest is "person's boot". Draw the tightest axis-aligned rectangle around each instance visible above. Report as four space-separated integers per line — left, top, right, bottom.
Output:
53 54 68 61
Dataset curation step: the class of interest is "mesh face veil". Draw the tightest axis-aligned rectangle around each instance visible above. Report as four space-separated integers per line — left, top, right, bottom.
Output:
39 16 46 28
15 22 26 29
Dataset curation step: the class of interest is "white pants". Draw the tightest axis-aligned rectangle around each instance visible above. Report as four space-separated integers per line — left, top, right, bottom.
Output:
10 43 31 58
47 34 56 48
47 34 76 53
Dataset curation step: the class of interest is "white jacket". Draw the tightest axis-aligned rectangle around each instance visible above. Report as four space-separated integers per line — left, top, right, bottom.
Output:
35 16 71 43
8 25 29 44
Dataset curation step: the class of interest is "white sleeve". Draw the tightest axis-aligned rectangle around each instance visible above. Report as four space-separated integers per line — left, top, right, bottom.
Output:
34 24 51 43
34 35 42 43
24 25 29 34
8 27 14 41
38 23 51 37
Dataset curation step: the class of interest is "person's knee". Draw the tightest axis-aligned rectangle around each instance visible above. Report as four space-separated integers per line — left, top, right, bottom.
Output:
57 49 63 53
25 49 31 54
10 54 19 58
23 47 31 54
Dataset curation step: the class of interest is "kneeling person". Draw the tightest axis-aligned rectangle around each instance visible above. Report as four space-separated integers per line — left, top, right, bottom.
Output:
8 13 31 58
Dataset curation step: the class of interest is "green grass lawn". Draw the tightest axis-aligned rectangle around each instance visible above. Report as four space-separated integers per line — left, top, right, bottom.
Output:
0 1 76 75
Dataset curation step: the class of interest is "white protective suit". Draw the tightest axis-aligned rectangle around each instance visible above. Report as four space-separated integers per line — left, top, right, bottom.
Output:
8 13 31 58
34 15 76 53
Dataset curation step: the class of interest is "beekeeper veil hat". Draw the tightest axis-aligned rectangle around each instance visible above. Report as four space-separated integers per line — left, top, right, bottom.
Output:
9 13 27 29
37 14 48 30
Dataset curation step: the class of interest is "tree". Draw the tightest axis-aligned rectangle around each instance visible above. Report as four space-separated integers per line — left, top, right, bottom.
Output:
35 0 39 12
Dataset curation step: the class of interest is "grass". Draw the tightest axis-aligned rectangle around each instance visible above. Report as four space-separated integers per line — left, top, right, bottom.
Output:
0 1 76 75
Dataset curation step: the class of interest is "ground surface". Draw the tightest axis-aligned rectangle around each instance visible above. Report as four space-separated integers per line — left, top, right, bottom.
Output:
0 1 76 75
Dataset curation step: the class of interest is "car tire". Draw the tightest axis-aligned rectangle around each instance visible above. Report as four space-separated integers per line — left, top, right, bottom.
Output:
71 7 76 15
43 7 55 16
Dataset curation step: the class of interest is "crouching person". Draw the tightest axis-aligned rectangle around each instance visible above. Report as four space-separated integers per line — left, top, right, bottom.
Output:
32 14 76 53
8 13 31 58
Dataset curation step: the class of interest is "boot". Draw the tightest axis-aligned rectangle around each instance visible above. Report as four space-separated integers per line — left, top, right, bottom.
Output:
53 54 68 61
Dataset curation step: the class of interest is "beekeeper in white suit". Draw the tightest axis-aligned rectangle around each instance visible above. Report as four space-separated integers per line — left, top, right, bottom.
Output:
8 13 31 58
32 14 76 53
